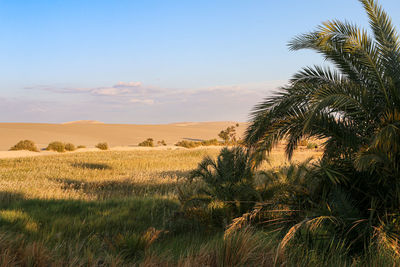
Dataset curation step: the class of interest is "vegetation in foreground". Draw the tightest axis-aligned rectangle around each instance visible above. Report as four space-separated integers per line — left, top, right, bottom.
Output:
1 0 399 266
243 0 400 265
0 148 323 266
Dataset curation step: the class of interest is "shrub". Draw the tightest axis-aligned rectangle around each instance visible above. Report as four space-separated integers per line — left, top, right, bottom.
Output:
182 147 259 224
46 141 65 152
201 138 220 146
175 139 221 148
64 143 76 151
157 140 167 146
175 140 201 148
9 140 39 152
218 124 239 144
138 138 154 147
77 145 86 149
96 142 109 150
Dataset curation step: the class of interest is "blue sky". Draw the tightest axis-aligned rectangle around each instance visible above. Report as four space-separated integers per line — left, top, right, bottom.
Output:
1 0 399 123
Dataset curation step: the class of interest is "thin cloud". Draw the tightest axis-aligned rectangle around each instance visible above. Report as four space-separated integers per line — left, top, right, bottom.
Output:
115 81 142 87
27 81 144 96
129 98 155 105
92 87 130 96
12 80 286 123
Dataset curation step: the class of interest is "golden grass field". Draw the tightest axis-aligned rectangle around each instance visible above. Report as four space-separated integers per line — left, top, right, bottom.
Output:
0 146 321 265
0 120 323 265
0 147 321 201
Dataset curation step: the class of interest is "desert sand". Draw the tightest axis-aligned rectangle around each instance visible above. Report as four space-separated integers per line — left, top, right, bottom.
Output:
0 121 246 157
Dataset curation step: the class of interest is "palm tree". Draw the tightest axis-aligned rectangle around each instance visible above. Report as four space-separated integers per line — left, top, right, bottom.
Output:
245 0 400 252
183 146 259 219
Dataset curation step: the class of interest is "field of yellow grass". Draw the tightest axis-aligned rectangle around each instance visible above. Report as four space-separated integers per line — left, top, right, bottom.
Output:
0 147 321 200
0 147 321 265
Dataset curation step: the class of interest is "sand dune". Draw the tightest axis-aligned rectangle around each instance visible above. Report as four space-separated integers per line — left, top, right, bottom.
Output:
61 120 105 125
0 121 246 151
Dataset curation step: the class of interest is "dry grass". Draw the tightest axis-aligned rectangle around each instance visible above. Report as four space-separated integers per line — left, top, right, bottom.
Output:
0 146 321 265
0 146 320 201
0 149 224 200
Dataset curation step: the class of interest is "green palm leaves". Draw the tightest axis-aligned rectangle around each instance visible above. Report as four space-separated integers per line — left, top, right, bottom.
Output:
184 147 259 219
246 0 400 178
244 0 400 254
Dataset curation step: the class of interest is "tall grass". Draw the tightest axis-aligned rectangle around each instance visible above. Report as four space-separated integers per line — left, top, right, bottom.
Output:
0 148 327 265
0 149 221 265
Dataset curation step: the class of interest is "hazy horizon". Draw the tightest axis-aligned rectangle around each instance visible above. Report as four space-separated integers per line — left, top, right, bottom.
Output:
1 0 399 124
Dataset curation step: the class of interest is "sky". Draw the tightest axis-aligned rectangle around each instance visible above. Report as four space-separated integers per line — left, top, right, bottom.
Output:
1 0 399 124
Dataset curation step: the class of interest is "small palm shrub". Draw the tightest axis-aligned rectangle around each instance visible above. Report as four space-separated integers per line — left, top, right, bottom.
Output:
113 227 163 261
64 143 76 151
138 138 154 147
181 147 259 226
46 141 65 152
9 140 39 152
96 142 109 150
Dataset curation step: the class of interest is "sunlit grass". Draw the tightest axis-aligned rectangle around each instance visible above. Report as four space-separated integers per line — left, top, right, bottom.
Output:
0 147 322 265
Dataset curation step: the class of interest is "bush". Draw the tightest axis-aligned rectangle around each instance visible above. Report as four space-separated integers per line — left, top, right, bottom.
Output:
9 140 39 152
175 139 221 148
201 138 220 146
157 140 167 146
175 140 201 148
138 138 154 147
77 145 86 149
181 147 259 224
46 141 65 152
218 124 239 144
64 143 76 151
96 142 109 150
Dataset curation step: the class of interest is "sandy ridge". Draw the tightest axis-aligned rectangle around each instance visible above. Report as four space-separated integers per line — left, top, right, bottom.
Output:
0 121 245 158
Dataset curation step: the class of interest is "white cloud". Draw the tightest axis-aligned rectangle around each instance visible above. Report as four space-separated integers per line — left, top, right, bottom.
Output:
115 81 142 87
129 98 154 105
92 87 130 96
